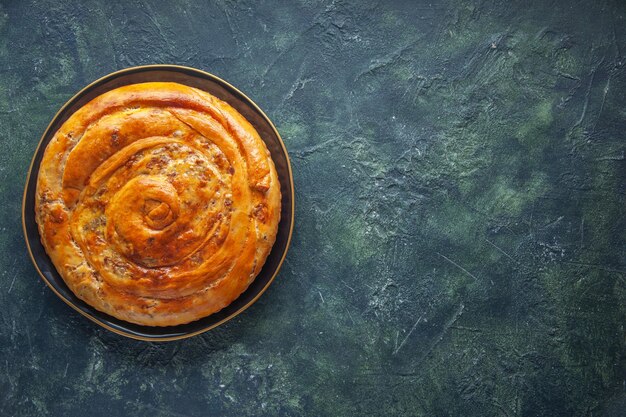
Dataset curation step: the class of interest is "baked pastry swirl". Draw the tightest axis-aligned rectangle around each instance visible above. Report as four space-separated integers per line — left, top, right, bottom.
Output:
35 82 281 326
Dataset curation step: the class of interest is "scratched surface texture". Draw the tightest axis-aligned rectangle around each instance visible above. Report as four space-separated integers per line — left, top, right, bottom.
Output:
1 0 625 416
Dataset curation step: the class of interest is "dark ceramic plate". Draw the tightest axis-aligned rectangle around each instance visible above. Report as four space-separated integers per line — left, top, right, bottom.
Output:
22 65 294 341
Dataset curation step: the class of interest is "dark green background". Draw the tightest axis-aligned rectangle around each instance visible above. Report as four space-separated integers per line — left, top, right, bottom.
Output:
1 0 625 416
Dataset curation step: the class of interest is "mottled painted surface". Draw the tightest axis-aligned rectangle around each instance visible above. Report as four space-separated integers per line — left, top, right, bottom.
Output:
0 0 625 416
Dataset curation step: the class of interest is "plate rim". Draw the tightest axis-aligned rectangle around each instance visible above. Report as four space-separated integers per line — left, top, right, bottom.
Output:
21 64 295 342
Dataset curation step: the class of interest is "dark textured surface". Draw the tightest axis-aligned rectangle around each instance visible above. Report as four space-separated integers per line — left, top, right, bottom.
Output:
1 0 625 416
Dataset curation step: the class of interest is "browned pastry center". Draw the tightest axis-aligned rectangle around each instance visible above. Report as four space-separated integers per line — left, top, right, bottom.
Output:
35 82 281 326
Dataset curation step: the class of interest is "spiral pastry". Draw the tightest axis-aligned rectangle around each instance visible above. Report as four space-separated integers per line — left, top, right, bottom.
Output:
35 82 281 326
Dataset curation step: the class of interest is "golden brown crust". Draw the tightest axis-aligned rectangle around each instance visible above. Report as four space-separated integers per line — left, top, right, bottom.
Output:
35 82 281 326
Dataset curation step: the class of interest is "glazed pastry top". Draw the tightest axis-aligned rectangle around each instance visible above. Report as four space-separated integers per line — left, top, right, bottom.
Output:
35 82 281 326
